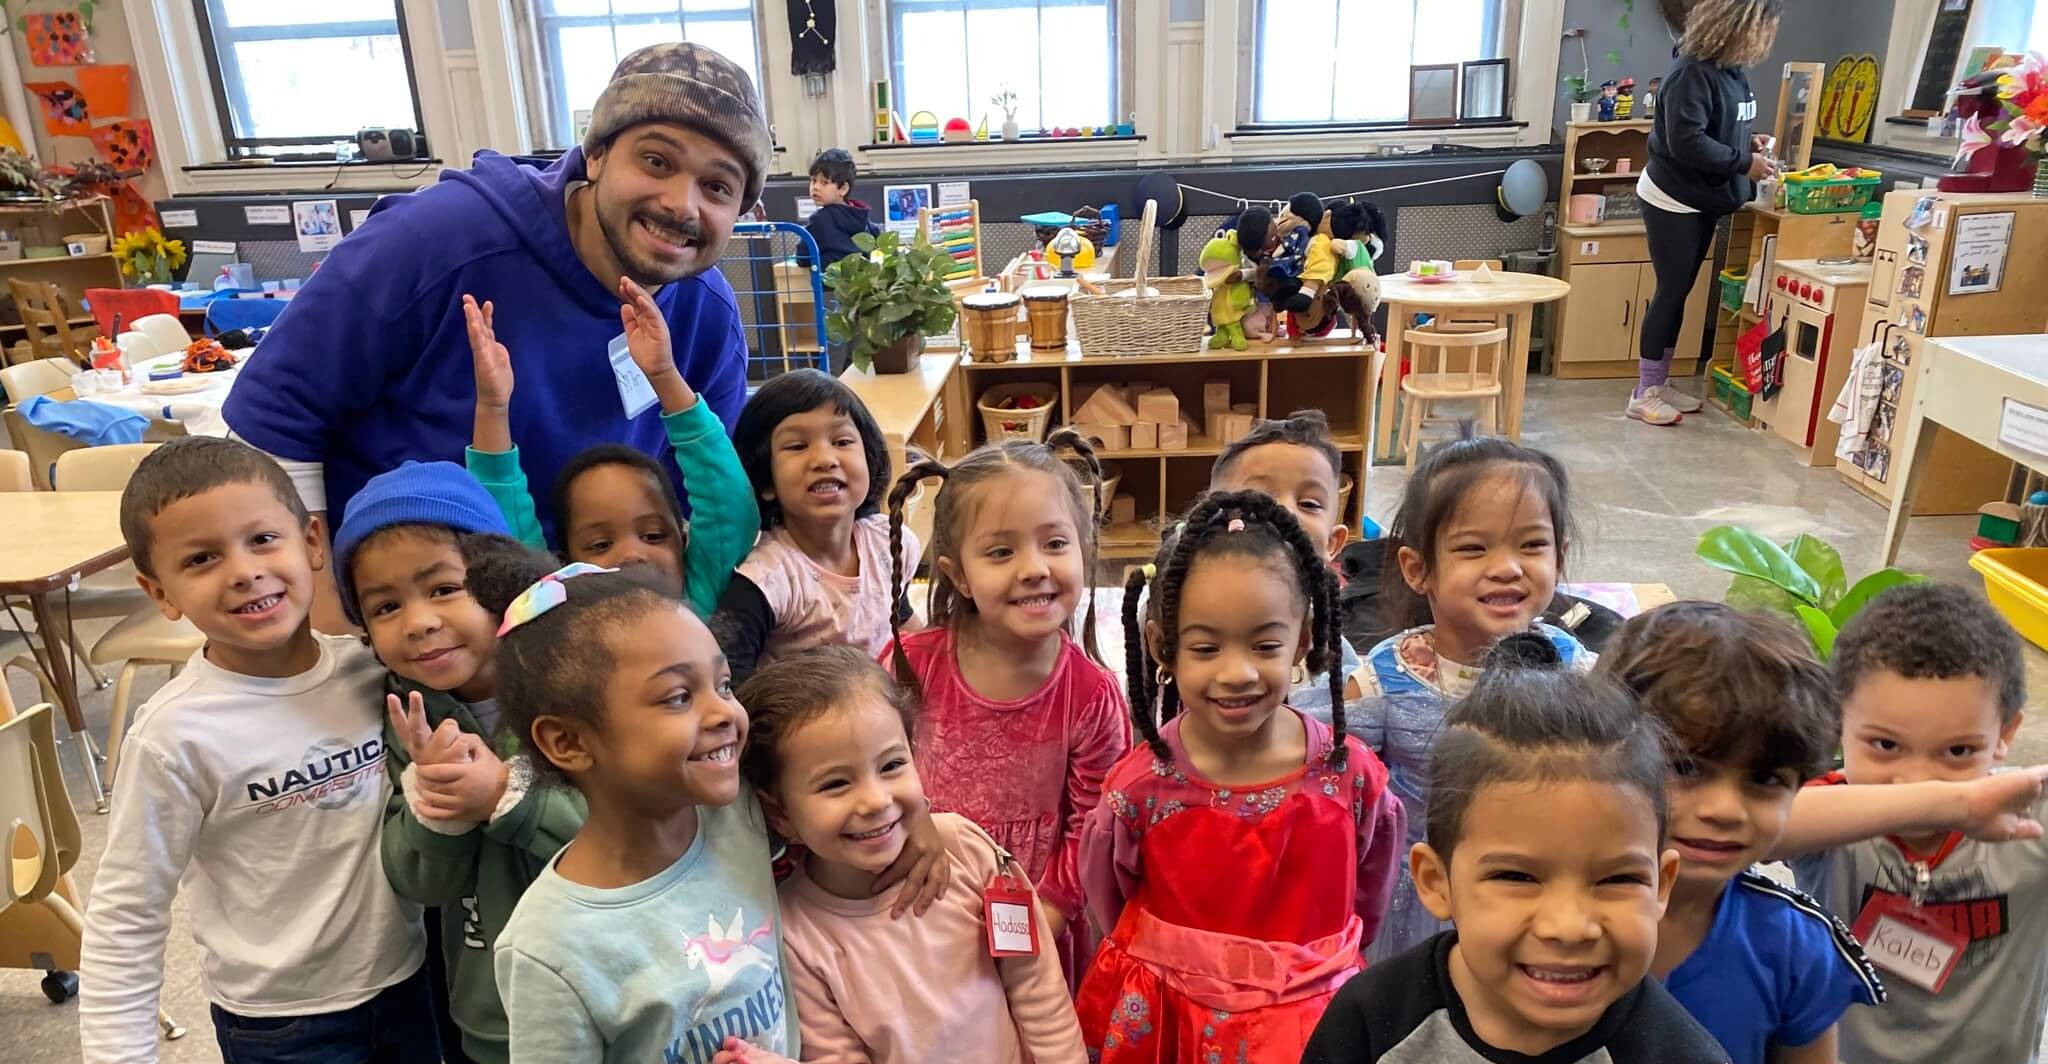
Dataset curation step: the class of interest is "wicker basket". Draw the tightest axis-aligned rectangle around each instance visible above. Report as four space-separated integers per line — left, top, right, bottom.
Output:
978 382 1059 443
1095 461 1122 517
1069 200 1211 357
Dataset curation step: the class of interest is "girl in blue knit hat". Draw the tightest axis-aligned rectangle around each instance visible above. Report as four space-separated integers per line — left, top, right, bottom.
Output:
332 461 583 1064
461 276 757 619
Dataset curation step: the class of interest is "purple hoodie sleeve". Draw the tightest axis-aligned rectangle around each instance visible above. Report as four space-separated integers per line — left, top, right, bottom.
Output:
696 314 747 435
222 203 437 464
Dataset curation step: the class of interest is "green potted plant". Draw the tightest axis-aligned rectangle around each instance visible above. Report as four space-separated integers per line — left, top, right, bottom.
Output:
825 229 958 375
1694 525 1924 659
1565 74 1594 123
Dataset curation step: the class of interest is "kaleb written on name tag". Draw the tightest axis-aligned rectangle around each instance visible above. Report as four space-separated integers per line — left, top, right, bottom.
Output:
1854 897 1967 993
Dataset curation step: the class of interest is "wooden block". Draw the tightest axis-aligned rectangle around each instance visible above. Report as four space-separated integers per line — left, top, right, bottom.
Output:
1204 378 1232 416
1129 420 1159 450
1073 384 1137 426
1072 422 1128 452
1158 419 1190 450
1136 388 1180 425
1219 412 1256 444
1127 379 1155 396
1231 402 1256 415
1111 493 1137 523
1206 409 1226 442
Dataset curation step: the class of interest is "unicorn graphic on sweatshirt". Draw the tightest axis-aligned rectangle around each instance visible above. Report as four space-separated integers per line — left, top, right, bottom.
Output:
684 908 776 1000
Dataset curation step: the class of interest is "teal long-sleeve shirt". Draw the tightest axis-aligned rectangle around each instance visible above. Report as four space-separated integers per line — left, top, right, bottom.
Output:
465 399 758 616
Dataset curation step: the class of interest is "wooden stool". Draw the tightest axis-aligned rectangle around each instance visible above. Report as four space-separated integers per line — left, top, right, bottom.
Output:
1400 325 1510 470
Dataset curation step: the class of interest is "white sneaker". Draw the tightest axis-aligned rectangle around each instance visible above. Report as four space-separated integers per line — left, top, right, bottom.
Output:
1627 390 1684 426
1650 383 1704 414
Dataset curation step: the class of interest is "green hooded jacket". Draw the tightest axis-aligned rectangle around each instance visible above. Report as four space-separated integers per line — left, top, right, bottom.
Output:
379 673 586 1064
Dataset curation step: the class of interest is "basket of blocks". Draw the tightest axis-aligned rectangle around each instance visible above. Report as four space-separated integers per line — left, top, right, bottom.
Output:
1069 199 1211 356
978 382 1059 443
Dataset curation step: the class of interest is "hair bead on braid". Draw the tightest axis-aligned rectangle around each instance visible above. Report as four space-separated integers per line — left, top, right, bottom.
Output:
1128 489 1347 769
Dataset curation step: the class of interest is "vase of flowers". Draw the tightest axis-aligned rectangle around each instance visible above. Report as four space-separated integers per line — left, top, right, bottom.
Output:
1981 51 2046 196
113 228 187 286
992 87 1021 141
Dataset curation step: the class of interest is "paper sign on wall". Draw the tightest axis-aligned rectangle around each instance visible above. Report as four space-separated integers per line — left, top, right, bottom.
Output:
191 240 236 255
349 209 371 228
2001 399 2048 459
294 200 342 252
161 209 198 229
938 181 971 206
795 196 818 220
245 205 290 226
883 184 931 240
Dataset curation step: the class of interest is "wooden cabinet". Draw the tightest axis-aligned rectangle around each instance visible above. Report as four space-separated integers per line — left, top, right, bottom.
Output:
1551 241 1710 378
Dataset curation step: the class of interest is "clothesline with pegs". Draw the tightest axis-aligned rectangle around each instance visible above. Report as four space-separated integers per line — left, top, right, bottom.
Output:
1172 169 1513 213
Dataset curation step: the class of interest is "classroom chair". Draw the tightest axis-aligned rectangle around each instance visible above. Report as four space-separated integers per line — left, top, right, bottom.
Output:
130 313 191 356
83 288 180 341
0 357 77 404
1399 325 1510 471
0 702 185 1039
0 448 62 710
7 279 96 365
53 445 203 786
113 331 169 373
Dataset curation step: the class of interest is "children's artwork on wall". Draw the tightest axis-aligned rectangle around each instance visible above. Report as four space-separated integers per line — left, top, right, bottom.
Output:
24 12 93 67
110 181 158 235
23 82 90 136
77 65 132 118
294 199 342 252
882 184 931 240
89 120 155 172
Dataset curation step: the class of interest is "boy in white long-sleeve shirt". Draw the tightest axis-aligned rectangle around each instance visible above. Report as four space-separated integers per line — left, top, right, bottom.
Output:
78 437 434 1064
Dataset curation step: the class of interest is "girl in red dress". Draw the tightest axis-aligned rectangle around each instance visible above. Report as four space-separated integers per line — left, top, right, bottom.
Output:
882 430 1132 976
1076 490 1406 1062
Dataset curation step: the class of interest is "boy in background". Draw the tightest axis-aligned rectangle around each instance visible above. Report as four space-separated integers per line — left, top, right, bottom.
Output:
78 437 433 1064
803 148 879 268
1785 583 2048 1064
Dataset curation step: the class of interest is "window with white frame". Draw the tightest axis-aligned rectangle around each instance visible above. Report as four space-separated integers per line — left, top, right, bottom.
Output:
192 0 426 156
887 0 1118 134
531 0 764 151
1248 0 1508 125
1933 0 2048 86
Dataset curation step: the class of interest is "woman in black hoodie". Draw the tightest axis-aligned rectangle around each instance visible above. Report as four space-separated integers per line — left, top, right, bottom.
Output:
1628 0 1781 427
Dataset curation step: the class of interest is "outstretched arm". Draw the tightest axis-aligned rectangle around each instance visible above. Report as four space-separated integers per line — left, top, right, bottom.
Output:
1773 766 2048 859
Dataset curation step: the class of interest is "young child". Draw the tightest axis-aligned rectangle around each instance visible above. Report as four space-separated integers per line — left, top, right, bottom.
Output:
330 461 582 1064
1785 583 2048 1064
725 644 1085 1062
802 148 880 268
1209 410 1360 719
1077 491 1404 1062
1362 432 1593 962
461 276 757 617
882 430 1128 952
1596 602 1884 1064
714 368 913 683
79 438 433 1064
1303 636 1728 1064
471 554 795 1062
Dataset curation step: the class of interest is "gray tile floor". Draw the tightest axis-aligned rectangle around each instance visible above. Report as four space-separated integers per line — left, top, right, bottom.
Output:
4 374 2044 1061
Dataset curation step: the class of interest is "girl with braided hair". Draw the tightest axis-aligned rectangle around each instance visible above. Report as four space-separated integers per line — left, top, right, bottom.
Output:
1074 491 1404 1063
881 429 1131 978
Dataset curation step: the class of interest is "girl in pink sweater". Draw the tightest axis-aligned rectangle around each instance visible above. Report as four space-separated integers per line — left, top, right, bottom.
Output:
716 645 1086 1064
881 431 1131 971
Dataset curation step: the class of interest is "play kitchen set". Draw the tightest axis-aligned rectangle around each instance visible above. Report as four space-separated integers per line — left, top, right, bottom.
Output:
1835 190 2048 514
1744 258 1870 465
1552 120 1715 379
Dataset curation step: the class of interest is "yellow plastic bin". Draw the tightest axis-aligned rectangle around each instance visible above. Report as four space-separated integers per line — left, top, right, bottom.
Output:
1968 547 2048 651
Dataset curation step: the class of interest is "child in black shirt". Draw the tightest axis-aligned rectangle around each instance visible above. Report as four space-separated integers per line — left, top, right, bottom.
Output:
802 148 879 268
1302 636 1728 1064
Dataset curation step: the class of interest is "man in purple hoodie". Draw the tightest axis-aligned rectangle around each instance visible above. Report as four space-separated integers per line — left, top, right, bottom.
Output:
223 43 767 627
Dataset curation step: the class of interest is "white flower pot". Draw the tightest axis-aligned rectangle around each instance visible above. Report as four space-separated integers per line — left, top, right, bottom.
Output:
1002 119 1020 141
1570 102 1595 123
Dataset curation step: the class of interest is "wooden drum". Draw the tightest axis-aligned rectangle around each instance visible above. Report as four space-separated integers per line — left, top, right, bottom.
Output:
1021 284 1071 351
960 291 1022 363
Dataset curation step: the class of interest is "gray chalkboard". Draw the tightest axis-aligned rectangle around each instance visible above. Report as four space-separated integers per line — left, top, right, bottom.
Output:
1910 0 1975 114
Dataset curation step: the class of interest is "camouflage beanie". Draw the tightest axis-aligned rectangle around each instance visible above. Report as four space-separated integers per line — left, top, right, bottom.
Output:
582 42 771 209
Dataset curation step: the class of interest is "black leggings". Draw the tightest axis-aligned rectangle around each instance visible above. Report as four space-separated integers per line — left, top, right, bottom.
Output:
1639 203 1722 363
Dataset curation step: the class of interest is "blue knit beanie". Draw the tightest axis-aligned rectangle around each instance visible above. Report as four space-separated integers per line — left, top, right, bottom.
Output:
332 461 512 626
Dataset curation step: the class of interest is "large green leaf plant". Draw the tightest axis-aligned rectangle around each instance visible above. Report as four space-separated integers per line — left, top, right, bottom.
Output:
1695 526 1924 659
824 229 958 372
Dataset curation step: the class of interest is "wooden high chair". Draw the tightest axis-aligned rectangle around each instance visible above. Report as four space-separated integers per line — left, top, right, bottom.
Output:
1399 325 1510 469
7 280 95 366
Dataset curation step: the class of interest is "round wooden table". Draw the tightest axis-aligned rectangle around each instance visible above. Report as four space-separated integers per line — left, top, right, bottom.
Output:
1374 271 1572 460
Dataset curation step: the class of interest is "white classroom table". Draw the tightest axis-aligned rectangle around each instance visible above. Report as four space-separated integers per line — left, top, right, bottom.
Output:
1881 334 2048 566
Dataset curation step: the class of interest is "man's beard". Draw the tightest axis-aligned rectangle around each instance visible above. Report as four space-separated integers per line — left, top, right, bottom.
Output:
597 201 717 286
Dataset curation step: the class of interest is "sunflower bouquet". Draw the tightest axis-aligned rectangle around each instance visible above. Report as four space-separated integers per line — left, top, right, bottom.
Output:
113 227 187 286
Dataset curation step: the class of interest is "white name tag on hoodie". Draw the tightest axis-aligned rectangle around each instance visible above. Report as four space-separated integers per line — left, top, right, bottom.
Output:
607 333 658 418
